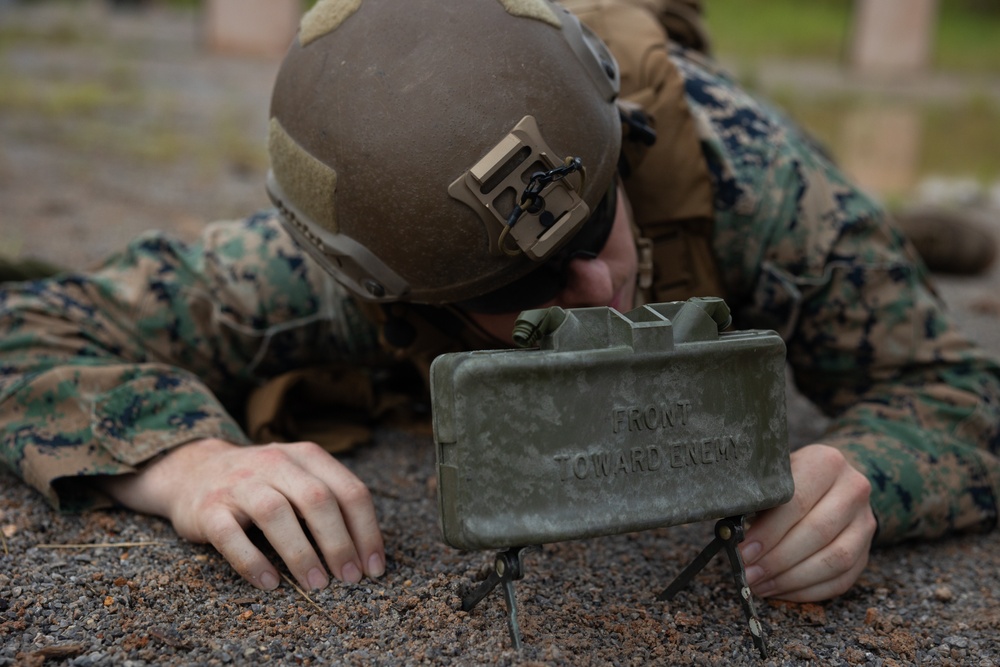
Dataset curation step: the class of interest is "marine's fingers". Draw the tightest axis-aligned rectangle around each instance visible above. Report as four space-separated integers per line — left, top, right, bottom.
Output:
200 506 281 591
281 442 384 580
750 519 872 602
741 445 843 565
236 480 341 591
744 462 871 586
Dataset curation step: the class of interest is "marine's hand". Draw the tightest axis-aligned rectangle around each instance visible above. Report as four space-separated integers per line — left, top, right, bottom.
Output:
738 444 876 602
100 438 385 592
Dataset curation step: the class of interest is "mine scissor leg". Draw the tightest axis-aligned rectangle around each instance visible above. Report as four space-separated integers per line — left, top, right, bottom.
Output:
461 546 534 650
658 516 767 659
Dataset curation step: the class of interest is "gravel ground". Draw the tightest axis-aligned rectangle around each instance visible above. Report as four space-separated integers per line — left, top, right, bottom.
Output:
3 436 1000 667
3 3 1000 666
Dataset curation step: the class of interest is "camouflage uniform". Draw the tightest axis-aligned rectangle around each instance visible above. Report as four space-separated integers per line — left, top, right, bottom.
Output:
2 42 999 546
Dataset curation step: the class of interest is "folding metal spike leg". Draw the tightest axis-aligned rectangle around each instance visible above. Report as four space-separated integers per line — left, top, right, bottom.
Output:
461 546 534 650
657 516 768 659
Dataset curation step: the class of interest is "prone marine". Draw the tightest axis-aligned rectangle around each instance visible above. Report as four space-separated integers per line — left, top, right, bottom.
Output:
1 0 999 605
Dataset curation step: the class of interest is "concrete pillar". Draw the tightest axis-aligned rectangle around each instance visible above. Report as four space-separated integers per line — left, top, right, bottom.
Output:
849 0 938 74
203 0 300 58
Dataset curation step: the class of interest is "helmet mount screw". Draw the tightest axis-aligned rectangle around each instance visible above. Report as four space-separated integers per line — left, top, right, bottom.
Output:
364 279 386 298
496 156 584 258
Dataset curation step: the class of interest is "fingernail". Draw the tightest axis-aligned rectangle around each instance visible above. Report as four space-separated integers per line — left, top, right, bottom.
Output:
741 541 762 563
307 567 328 591
367 552 385 578
341 561 362 584
754 578 776 597
260 571 279 590
745 565 764 586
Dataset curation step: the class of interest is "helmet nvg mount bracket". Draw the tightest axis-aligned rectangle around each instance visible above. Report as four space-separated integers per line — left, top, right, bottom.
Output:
266 0 622 305
447 114 591 262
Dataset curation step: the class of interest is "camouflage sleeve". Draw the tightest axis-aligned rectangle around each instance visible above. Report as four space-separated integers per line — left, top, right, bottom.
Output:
0 211 381 510
674 51 1000 544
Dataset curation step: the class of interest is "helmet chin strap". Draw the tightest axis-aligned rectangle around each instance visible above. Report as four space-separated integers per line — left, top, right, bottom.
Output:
445 305 518 348
375 302 514 354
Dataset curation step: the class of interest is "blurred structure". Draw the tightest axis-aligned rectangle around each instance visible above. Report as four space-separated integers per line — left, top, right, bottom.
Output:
849 0 939 74
203 0 299 58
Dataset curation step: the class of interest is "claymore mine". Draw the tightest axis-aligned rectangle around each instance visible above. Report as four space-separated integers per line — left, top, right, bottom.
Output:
430 298 793 658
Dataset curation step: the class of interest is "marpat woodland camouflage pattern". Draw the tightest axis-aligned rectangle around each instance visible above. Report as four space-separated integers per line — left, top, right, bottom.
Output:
2 18 999 547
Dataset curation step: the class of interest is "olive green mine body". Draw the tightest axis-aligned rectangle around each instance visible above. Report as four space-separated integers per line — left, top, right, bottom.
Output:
431 299 793 551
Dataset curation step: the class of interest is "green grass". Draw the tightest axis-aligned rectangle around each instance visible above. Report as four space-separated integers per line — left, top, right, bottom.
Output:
0 75 137 117
935 3 1000 73
704 0 1000 73
919 94 1000 182
703 0 852 63
0 19 86 49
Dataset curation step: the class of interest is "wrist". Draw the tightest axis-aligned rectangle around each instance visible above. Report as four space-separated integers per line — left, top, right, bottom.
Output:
98 438 240 518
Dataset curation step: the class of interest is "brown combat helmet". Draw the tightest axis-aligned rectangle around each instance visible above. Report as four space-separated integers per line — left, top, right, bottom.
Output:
266 0 622 306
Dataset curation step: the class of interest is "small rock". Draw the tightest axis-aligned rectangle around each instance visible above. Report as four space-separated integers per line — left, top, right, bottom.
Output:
787 642 816 660
864 607 880 626
933 585 954 602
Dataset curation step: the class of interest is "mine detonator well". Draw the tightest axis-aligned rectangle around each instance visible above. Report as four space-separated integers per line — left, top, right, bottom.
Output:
429 297 794 659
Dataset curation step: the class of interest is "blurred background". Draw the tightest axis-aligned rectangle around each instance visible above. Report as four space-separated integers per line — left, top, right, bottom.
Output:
1 0 999 317
1 0 999 262
707 0 1000 210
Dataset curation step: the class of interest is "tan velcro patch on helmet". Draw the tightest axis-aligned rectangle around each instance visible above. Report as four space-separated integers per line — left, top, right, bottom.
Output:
299 0 363 47
496 0 561 28
268 118 338 233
